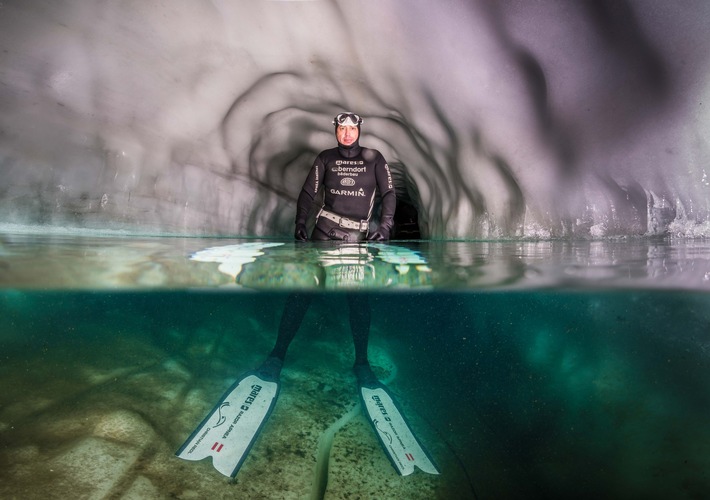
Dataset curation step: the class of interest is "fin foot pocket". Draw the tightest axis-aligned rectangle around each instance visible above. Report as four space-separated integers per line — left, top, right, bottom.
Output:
256 356 283 382
353 362 379 387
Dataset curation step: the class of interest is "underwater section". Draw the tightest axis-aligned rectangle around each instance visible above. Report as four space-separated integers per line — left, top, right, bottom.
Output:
0 289 709 498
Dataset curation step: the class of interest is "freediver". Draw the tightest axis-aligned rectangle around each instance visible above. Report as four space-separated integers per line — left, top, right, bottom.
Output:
178 119 439 477
258 112 396 385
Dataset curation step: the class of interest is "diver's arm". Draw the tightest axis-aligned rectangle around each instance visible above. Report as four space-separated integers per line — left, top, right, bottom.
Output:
294 155 326 240
368 155 396 241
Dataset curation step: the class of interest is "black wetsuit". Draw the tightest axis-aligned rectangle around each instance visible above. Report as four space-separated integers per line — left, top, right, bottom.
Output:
270 293 371 366
268 141 394 369
295 143 396 241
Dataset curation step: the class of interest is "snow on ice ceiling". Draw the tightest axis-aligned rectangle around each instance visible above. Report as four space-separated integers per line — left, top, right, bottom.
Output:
1 0 710 239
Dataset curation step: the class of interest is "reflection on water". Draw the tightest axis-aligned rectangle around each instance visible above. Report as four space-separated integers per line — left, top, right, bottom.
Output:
1 232 709 498
2 233 710 291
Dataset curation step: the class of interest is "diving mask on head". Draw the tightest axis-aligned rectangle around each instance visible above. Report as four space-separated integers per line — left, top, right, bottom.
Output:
333 112 363 127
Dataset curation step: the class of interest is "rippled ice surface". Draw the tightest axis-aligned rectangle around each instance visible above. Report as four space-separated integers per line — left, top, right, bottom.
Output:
1 232 709 499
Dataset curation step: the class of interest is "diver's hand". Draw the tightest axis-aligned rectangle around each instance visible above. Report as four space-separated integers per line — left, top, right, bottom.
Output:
368 216 393 241
367 226 390 241
295 223 309 241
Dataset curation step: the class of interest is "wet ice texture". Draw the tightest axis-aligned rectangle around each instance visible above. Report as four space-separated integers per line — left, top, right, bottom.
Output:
2 1 710 238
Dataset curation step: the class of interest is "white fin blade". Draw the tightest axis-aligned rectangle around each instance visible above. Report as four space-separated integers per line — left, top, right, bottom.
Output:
361 385 440 476
177 374 279 477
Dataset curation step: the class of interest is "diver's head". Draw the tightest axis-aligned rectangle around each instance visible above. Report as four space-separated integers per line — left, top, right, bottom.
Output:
333 112 362 148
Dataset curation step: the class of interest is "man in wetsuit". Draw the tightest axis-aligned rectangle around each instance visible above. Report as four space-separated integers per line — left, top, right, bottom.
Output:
259 112 395 384
295 112 396 242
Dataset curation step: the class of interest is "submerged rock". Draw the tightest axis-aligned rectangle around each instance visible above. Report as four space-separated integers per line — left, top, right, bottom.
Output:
50 437 141 499
93 410 157 446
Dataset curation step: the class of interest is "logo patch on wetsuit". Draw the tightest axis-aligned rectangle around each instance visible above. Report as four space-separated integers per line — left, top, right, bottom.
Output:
333 165 366 176
330 188 366 197
340 177 356 186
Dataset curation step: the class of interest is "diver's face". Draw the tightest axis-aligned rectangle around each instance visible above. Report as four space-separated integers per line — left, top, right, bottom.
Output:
336 125 359 146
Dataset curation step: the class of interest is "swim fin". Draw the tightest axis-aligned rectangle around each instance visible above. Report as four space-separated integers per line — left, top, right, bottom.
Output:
355 365 440 476
176 358 282 478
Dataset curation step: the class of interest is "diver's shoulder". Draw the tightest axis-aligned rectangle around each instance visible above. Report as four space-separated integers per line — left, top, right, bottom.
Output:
361 147 385 162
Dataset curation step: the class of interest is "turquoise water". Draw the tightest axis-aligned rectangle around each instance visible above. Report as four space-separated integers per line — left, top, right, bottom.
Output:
1 233 710 498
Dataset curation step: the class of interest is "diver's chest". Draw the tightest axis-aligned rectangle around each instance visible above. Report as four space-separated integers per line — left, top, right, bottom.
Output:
325 160 373 188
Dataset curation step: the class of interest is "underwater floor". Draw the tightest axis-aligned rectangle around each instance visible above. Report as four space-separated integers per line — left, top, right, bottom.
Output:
1 233 710 499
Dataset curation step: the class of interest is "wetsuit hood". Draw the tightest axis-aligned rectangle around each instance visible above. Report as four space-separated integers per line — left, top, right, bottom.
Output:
333 111 363 158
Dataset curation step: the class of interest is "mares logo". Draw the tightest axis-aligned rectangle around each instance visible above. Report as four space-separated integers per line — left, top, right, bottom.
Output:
221 384 264 440
372 395 392 422
340 177 355 186
242 384 262 411
330 188 366 197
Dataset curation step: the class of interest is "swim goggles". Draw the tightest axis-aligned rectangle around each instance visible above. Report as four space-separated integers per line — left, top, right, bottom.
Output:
333 112 363 126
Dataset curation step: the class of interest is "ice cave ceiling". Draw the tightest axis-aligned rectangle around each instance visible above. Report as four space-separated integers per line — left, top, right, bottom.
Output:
1 0 710 238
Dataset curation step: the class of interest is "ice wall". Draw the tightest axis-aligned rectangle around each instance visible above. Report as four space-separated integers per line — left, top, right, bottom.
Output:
1 0 709 239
